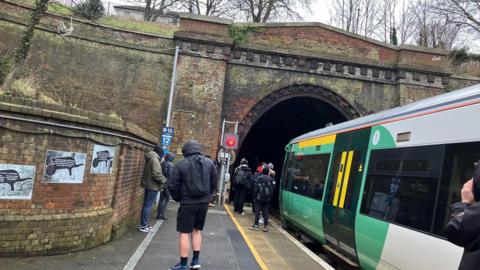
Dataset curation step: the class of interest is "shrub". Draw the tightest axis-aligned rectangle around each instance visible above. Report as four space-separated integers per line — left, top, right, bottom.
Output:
74 0 104 21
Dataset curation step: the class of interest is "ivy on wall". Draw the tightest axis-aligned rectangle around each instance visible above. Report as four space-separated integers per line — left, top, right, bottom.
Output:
228 24 258 46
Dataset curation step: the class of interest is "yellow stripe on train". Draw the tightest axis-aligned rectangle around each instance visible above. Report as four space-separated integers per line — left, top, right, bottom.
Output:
298 134 336 148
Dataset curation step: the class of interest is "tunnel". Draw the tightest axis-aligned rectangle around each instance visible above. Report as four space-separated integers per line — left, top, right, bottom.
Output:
234 96 352 210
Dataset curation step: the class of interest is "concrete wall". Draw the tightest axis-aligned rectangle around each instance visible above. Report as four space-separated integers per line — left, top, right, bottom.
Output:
0 96 156 256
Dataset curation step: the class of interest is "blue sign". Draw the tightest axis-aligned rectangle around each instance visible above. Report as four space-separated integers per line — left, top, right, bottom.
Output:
161 127 174 146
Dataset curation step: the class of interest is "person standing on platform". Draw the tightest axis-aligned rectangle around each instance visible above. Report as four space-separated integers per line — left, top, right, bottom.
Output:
138 145 166 233
446 160 480 270
157 152 175 220
233 158 252 215
249 166 274 232
168 140 218 270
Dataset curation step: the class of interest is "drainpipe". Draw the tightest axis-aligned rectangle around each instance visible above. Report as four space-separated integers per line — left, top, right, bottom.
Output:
165 46 180 129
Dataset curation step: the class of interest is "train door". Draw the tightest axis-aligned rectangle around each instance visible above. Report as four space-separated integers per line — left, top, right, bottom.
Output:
322 128 370 263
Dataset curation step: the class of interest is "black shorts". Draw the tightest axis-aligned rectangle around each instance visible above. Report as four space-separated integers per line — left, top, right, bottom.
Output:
176 203 209 233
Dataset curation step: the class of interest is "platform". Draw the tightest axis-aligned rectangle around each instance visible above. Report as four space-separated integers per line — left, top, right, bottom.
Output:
0 202 333 270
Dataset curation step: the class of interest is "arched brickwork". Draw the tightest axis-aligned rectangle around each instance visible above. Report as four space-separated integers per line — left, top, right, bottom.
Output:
237 84 360 146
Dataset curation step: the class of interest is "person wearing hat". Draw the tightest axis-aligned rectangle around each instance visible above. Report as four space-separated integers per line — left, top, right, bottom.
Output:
138 145 166 233
232 158 253 215
446 160 480 270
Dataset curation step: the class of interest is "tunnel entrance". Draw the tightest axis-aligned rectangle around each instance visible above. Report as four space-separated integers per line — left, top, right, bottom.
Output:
234 92 357 210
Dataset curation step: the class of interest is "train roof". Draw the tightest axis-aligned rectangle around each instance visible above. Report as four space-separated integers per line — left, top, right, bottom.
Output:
291 83 480 144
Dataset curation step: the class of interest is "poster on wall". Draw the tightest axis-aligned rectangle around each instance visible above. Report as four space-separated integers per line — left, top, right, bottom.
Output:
0 164 36 200
90 144 116 174
43 150 86 184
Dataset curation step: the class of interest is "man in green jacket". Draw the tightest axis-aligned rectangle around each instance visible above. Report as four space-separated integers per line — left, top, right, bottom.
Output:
138 145 166 232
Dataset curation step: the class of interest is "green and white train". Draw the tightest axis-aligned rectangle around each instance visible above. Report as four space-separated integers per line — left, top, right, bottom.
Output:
279 84 480 269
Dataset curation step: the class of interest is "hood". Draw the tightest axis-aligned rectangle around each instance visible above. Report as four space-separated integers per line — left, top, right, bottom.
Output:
165 152 176 162
181 140 202 157
145 150 160 161
474 160 480 202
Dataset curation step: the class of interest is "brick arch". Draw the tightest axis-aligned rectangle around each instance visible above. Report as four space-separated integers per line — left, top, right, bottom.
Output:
237 84 360 146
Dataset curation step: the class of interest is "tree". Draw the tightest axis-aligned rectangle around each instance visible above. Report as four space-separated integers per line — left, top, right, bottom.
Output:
390 26 398 45
178 0 231 17
144 0 179 21
74 0 104 20
231 0 312 22
435 0 480 35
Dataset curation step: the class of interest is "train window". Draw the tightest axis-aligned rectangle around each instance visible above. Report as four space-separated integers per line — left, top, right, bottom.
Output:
433 142 480 236
281 152 295 190
328 153 343 204
361 146 445 233
290 153 330 200
343 152 361 209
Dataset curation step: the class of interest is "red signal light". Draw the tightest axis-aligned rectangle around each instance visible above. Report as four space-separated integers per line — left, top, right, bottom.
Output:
223 133 238 149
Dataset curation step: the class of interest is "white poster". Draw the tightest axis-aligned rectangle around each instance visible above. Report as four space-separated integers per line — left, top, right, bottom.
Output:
90 144 116 174
43 150 86 183
0 164 36 200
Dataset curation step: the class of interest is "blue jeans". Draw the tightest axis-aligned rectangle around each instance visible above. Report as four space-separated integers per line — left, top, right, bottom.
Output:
140 189 158 227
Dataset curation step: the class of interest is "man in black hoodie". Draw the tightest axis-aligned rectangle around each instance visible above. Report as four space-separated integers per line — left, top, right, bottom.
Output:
168 140 217 270
446 160 480 270
232 158 252 215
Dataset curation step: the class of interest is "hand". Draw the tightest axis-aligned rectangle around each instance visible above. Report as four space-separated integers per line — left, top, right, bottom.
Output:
461 179 475 204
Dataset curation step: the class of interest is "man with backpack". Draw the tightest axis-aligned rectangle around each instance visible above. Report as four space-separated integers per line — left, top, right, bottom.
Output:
168 140 218 270
157 152 175 220
233 158 252 215
249 166 274 232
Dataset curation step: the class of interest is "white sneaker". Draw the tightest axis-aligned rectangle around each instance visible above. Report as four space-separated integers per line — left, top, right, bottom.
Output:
259 217 264 224
138 226 150 233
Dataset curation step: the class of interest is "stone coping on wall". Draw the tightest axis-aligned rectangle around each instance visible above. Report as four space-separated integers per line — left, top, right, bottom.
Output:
0 208 113 222
0 95 158 144
173 11 233 25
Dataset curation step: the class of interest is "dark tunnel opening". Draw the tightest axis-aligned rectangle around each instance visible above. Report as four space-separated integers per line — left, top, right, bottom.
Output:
233 96 350 210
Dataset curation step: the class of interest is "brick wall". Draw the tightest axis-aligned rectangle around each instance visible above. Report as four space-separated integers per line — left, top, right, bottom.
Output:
0 96 155 256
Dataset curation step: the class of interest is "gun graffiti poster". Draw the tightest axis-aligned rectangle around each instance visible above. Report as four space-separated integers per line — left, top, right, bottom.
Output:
90 145 116 174
0 164 36 200
43 150 86 184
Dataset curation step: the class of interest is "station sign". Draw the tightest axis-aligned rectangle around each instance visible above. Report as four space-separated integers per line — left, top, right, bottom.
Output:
161 126 174 146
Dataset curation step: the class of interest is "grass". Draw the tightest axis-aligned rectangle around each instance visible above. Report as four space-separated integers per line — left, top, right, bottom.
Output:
10 0 177 36
97 16 177 36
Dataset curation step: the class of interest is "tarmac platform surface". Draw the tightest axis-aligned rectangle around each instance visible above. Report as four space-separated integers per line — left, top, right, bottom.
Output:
0 203 333 270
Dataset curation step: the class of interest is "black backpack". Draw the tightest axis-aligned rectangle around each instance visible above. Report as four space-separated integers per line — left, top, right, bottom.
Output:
185 155 210 198
257 178 273 202
234 168 247 186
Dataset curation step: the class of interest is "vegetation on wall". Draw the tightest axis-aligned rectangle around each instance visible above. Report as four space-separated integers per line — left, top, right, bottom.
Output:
228 24 258 45
450 48 480 64
74 0 104 21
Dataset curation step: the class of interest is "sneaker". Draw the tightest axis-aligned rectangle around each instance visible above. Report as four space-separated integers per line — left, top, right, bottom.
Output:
209 203 215 207
248 225 259 231
263 227 269 232
259 217 264 224
190 258 201 269
240 212 245 216
138 226 150 233
157 215 168 220
169 263 188 270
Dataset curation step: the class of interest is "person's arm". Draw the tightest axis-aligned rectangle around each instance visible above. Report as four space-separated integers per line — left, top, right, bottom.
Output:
210 162 218 194
445 179 480 246
168 165 182 201
152 159 166 188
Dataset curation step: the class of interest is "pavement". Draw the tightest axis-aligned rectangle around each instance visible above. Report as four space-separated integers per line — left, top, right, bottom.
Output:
0 203 260 270
0 203 332 270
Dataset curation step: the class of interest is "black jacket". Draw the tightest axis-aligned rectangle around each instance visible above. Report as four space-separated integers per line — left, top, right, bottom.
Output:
233 165 252 188
252 174 274 202
162 153 175 179
168 141 217 204
446 202 480 270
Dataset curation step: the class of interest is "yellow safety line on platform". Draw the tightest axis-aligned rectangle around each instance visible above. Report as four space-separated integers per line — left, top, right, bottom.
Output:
224 205 269 270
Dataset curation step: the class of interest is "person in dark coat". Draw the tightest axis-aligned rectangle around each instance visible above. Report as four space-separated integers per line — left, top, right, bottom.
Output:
232 158 252 215
446 160 480 270
138 145 166 232
167 140 218 270
157 152 175 220
249 166 274 232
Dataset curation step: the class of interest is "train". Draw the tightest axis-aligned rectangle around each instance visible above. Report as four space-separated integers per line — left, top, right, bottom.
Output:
279 83 480 269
